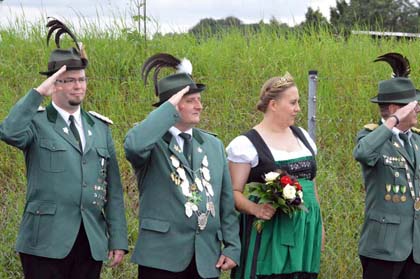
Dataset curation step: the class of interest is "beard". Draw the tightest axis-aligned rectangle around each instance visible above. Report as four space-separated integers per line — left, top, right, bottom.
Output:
69 100 82 106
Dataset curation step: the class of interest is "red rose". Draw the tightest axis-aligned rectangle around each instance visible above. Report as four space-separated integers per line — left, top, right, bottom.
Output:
280 175 293 186
294 181 302 191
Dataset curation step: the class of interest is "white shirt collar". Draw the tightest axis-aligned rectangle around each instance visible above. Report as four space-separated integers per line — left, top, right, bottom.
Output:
169 127 193 151
169 126 193 138
52 102 82 125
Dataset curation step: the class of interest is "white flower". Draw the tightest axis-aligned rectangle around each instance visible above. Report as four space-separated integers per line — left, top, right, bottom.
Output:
170 155 180 168
265 172 280 182
202 155 209 167
201 167 211 181
283 184 297 200
195 177 203 191
297 190 303 199
176 167 187 180
184 202 198 217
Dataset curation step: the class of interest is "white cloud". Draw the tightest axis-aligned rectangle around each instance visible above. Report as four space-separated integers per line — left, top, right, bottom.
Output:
0 0 337 34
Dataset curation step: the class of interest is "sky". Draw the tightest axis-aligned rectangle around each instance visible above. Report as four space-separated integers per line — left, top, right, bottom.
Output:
0 0 338 34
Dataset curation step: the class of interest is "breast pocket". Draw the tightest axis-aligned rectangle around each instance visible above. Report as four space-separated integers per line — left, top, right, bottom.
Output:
39 139 67 172
383 156 407 185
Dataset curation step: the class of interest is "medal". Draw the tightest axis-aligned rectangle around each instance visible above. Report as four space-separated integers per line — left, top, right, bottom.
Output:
415 199 420 211
391 185 400 202
207 202 216 217
400 186 407 203
385 184 392 201
198 213 208 230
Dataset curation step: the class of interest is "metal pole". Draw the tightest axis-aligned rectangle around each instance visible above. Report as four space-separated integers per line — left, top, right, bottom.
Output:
307 70 317 141
143 0 147 46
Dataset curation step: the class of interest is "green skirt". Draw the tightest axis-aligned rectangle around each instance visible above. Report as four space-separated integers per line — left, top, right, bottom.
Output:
231 179 322 279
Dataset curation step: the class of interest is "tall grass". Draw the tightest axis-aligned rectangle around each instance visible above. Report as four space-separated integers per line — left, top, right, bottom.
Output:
2 19 420 278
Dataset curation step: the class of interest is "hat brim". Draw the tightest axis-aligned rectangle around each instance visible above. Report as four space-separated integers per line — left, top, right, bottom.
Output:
152 83 206 107
370 89 420 104
39 65 87 76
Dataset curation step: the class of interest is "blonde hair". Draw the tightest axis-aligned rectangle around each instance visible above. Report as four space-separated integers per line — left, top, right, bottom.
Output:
256 72 296 113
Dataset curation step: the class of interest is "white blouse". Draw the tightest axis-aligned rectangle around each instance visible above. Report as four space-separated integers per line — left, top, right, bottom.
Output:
226 127 317 168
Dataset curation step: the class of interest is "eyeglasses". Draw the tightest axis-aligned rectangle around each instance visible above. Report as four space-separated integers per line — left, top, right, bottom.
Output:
55 77 88 84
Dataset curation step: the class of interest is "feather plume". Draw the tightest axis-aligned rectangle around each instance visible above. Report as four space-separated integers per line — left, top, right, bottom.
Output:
141 53 182 96
78 42 87 60
45 17 80 51
176 58 193 75
374 52 411 78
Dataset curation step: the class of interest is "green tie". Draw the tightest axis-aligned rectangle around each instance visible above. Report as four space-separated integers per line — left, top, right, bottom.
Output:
400 133 414 162
179 132 192 165
69 115 82 151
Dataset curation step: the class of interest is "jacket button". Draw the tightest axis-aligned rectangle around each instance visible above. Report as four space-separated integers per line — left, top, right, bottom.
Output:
81 205 84 211
82 160 87 164
82 182 87 187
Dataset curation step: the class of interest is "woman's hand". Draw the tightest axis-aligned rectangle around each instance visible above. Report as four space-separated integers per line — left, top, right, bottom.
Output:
253 203 276 220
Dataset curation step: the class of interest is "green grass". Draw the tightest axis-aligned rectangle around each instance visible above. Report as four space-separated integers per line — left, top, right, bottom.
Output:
2 20 420 278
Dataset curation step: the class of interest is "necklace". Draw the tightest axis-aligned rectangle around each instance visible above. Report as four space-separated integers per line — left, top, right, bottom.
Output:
170 154 215 230
403 160 420 210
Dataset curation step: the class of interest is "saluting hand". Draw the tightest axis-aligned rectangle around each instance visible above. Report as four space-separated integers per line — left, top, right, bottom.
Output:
35 65 67 97
168 86 190 111
393 101 418 121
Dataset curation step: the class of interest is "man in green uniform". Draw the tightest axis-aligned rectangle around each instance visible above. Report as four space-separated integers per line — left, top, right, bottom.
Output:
354 53 420 279
0 19 128 279
124 53 240 279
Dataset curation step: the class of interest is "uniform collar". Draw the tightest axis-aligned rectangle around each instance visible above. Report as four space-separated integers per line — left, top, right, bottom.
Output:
52 102 82 125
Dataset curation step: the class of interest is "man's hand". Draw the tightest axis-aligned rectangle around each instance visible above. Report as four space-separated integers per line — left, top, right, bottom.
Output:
168 86 190 111
215 255 237 271
107 249 125 268
393 101 418 121
35 65 66 97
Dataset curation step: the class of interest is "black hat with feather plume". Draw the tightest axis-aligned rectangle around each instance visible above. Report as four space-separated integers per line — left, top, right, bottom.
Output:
141 53 205 107
40 17 88 76
371 52 420 104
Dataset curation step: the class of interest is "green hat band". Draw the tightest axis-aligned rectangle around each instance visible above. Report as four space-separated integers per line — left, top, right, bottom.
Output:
376 89 415 102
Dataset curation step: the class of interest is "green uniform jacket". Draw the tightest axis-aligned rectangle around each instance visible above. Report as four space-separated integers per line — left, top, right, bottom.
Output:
124 102 241 278
0 89 128 261
354 124 420 263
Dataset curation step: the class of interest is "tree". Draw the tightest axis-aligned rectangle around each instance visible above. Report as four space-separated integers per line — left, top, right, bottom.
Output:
330 0 420 33
300 7 330 29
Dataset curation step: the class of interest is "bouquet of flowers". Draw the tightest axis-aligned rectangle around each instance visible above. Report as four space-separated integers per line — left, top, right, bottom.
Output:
248 170 307 232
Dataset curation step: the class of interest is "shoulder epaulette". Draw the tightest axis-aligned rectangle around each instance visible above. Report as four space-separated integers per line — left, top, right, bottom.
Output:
196 128 218 137
88 111 113 125
364 123 378 131
412 127 420 134
37 106 45 112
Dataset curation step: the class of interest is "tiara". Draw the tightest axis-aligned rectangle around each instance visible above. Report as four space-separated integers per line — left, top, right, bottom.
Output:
272 72 294 89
